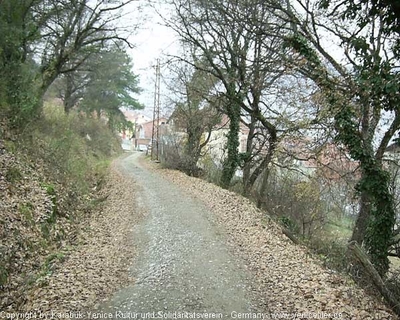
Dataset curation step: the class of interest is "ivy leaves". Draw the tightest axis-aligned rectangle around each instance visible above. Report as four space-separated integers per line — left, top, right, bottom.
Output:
284 27 397 275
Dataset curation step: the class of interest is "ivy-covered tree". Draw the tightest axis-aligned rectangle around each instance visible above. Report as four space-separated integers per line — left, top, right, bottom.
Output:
167 0 255 188
168 0 290 192
334 0 400 37
269 0 400 275
0 0 41 126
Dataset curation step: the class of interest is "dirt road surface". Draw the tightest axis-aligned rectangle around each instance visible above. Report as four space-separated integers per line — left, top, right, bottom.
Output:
80 152 395 320
100 153 262 317
19 152 396 318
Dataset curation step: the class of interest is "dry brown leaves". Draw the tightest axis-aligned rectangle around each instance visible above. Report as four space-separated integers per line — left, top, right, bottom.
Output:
0 142 71 310
146 160 396 319
1 146 141 313
22 158 142 313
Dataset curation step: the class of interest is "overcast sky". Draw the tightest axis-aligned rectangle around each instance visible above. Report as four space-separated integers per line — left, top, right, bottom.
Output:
122 1 178 117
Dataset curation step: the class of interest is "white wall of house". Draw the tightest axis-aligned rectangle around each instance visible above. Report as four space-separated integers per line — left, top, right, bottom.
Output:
201 128 249 178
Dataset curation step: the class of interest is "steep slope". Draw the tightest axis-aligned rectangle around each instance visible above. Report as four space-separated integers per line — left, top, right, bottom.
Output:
0 140 76 310
144 157 396 319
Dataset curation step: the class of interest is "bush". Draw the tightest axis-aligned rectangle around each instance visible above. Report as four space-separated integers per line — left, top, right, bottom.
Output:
19 102 122 194
159 134 204 177
307 236 349 272
159 139 185 170
260 169 326 239
198 153 223 185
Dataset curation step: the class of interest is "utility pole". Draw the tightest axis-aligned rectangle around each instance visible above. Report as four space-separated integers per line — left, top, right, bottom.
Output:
151 59 161 161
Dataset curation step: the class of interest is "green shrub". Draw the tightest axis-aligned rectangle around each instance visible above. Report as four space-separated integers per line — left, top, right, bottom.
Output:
41 182 58 219
34 252 67 286
198 154 223 185
19 202 34 225
307 236 349 272
280 215 299 234
0 264 8 287
19 103 122 194
3 140 16 153
44 252 66 271
259 169 326 239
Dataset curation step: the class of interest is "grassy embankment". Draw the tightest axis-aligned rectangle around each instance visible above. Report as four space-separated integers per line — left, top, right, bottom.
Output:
0 102 122 310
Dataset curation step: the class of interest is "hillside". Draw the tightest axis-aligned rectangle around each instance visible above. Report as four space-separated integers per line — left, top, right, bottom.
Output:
0 104 123 310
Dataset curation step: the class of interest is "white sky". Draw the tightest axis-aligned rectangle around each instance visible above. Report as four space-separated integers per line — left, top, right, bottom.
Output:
121 1 179 117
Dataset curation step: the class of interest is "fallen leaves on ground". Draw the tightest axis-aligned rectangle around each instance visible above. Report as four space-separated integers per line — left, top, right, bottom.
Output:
1 150 141 313
145 160 396 319
22 157 142 313
0 142 75 310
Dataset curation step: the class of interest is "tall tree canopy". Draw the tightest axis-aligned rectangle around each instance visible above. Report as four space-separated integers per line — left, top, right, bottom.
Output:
79 44 143 130
0 0 138 128
165 0 400 276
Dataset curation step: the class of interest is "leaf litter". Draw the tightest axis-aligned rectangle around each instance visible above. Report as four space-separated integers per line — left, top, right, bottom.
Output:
23 158 143 313
1 151 142 313
142 158 396 319
2 149 397 318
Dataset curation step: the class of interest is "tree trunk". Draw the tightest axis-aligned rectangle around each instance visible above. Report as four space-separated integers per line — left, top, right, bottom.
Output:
256 134 277 208
220 101 241 189
348 241 400 316
347 158 395 276
256 166 271 208
63 75 77 113
350 189 372 245
242 117 256 196
185 126 202 176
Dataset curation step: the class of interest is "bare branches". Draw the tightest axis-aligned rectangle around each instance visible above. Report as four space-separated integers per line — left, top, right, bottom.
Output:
33 0 136 94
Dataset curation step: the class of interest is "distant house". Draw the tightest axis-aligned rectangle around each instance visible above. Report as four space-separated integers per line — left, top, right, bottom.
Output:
120 110 151 140
280 136 360 182
133 117 168 151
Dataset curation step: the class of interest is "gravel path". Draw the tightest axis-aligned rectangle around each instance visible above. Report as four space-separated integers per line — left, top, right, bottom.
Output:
101 152 261 316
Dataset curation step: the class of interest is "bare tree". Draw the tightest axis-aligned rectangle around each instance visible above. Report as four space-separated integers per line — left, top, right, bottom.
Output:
35 0 137 98
166 0 296 193
164 55 221 176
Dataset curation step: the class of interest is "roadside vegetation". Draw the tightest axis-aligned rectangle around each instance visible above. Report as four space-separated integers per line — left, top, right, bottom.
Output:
156 0 400 314
0 0 142 311
0 102 124 310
